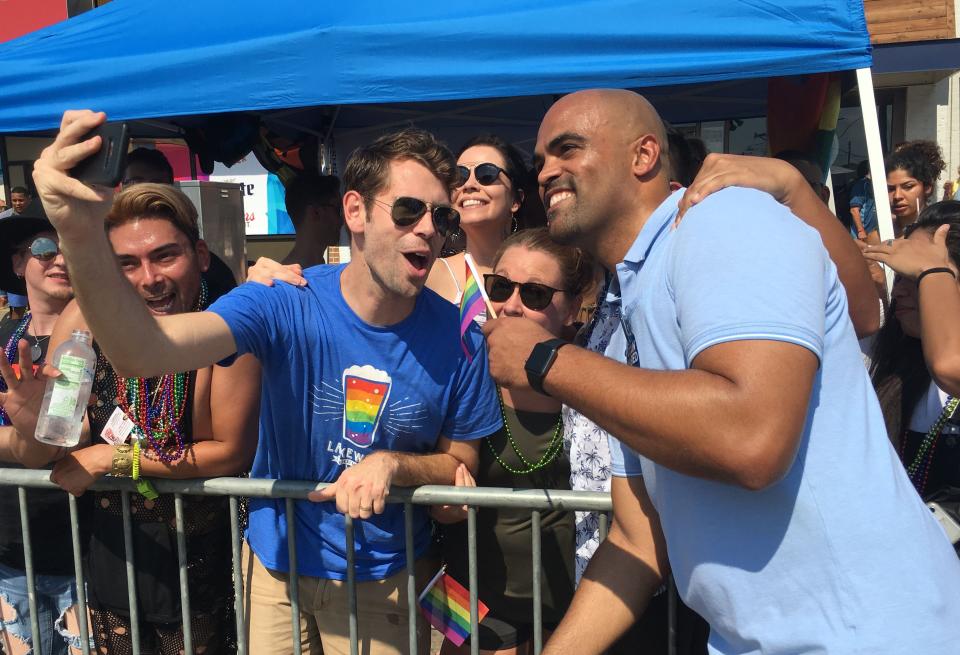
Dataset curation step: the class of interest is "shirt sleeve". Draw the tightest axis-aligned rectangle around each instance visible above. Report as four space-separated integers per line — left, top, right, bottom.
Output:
848 180 867 209
441 322 503 441
207 281 291 364
668 187 827 366
608 434 644 478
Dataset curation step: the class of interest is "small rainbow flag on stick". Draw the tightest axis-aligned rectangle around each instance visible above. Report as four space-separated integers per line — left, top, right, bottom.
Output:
459 253 497 362
418 565 489 647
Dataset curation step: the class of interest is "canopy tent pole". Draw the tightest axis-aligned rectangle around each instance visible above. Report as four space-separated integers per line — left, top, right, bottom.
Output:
856 67 895 291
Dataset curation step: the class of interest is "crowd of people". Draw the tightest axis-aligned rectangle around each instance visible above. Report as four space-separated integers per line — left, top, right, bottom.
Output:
0 91 959 655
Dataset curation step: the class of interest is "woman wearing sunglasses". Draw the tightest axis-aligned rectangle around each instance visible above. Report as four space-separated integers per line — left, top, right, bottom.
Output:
427 135 544 318
0 211 95 655
434 228 593 655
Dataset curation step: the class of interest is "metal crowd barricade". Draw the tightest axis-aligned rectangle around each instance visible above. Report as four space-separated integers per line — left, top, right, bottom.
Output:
0 468 678 655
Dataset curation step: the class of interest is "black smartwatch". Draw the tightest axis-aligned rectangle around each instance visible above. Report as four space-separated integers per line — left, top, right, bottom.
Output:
524 338 568 396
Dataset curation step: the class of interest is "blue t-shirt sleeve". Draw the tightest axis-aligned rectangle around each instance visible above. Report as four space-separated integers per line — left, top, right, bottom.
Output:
609 434 644 478
668 187 827 365
207 280 291 363
848 179 867 209
441 324 502 441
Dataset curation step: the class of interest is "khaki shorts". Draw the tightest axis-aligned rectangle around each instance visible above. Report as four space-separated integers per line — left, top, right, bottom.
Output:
242 543 433 655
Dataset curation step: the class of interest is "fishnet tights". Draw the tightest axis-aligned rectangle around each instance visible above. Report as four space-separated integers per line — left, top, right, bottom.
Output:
90 606 228 655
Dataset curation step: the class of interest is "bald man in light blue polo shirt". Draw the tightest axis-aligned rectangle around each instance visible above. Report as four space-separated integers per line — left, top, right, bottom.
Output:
484 89 960 654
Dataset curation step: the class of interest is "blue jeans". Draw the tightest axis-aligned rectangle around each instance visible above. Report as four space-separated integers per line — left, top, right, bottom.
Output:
0 561 92 655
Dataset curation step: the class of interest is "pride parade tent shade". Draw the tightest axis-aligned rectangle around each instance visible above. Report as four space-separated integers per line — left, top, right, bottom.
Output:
0 0 872 134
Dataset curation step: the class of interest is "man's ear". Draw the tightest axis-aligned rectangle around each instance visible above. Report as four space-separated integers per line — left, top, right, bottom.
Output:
342 190 367 236
631 134 662 179
194 239 211 273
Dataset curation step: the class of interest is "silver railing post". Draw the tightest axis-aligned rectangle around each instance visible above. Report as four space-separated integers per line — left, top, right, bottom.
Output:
174 494 193 654
345 514 359 655
17 487 42 653
68 495 90 654
120 491 142 655
285 497 303 655
467 506 479 655
404 502 417 655
599 511 609 541
229 495 247 655
531 510 543 655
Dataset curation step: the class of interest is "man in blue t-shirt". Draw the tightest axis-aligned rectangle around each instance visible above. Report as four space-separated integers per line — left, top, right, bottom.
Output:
485 89 960 654
33 112 501 655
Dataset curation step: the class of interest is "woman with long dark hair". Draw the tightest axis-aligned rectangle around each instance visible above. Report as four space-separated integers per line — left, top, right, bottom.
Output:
426 135 545 318
870 202 960 506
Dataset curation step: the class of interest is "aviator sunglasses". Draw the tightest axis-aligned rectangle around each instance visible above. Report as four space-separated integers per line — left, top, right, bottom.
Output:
366 196 460 238
483 273 566 311
25 237 60 262
457 162 510 187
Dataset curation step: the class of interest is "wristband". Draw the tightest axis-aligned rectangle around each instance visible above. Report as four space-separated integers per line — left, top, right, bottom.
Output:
917 267 956 286
111 444 134 477
131 440 159 500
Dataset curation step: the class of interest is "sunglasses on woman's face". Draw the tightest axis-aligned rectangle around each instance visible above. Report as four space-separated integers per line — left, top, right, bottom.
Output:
483 273 566 311
26 237 60 262
457 163 509 187
366 196 460 238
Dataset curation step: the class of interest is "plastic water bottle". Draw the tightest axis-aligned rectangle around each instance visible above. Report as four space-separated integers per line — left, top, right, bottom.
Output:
35 330 96 447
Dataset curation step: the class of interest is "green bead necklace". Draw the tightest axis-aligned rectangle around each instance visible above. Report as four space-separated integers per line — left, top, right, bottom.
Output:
487 386 564 475
903 395 960 494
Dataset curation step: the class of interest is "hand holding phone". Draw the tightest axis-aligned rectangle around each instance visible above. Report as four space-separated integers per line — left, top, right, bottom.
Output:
70 122 130 187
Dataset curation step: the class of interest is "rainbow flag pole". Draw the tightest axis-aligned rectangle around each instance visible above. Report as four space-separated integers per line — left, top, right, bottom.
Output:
417 564 489 647
464 253 497 319
459 253 497 362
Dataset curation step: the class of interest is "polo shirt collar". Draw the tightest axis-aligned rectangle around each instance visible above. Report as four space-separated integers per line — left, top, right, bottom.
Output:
621 188 684 266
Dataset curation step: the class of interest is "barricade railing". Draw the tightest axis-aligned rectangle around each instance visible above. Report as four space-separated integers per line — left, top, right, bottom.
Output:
0 468 673 655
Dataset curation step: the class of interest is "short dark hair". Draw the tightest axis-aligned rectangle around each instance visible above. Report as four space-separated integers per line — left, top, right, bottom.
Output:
284 173 341 225
343 129 457 213
10 186 29 196
125 147 174 184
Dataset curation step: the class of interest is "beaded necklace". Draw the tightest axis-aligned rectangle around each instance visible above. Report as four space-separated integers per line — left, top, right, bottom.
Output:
902 395 960 495
113 279 208 463
1 313 33 426
486 386 564 475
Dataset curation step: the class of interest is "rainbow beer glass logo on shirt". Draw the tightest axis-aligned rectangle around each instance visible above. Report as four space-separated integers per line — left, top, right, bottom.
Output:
342 365 392 448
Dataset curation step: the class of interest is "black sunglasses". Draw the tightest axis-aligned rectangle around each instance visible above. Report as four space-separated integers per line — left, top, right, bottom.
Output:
457 163 510 187
366 196 460 238
25 237 60 262
483 273 566 311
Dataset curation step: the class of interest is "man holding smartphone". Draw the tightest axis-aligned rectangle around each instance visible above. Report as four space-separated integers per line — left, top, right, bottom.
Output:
32 110 500 655
484 89 960 654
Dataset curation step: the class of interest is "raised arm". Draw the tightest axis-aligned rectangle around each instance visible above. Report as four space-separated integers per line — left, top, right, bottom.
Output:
486 320 815 490
33 110 236 378
864 224 960 395
543 476 668 655
679 154 880 337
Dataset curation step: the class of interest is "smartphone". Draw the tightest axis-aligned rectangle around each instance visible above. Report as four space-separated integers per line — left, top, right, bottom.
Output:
928 502 960 544
71 122 130 187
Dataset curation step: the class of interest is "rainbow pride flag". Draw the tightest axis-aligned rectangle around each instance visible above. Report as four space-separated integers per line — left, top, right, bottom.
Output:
459 261 485 363
418 566 488 647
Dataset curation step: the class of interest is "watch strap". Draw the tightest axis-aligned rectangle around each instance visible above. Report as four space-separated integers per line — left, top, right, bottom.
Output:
525 338 568 396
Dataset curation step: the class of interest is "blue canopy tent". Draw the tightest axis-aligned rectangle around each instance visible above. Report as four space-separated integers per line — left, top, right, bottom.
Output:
0 0 891 237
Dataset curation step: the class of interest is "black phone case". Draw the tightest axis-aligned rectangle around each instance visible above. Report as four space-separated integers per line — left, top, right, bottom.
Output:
71 122 130 187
